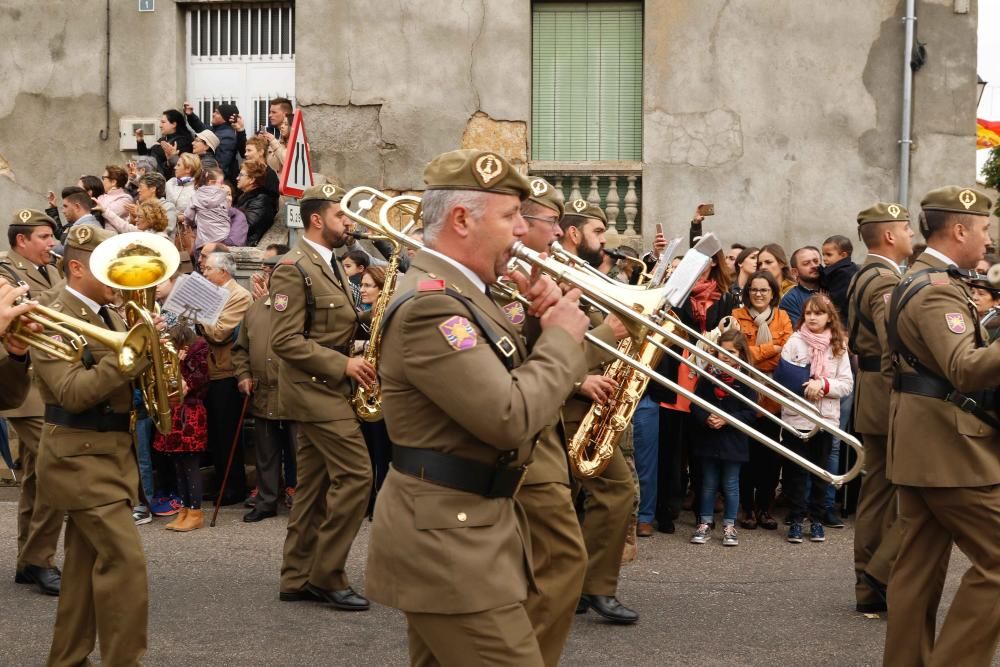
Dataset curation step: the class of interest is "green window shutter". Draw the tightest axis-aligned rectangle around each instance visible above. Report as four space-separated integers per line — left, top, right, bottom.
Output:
532 2 643 161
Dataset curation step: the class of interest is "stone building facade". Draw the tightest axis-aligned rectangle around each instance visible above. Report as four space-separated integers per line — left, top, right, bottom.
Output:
0 0 984 252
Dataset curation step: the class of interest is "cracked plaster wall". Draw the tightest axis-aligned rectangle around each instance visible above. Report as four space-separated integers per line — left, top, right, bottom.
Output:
643 0 980 252
0 2 183 250
295 0 530 190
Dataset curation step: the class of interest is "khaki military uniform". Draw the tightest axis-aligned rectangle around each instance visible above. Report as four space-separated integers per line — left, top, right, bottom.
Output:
233 297 295 513
884 251 1000 666
33 286 150 667
367 250 586 666
492 284 587 667
564 308 635 598
0 248 65 572
0 349 30 410
270 236 371 594
847 254 902 605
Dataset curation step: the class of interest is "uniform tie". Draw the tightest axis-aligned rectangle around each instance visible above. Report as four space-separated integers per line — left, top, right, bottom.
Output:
97 305 116 330
38 264 51 286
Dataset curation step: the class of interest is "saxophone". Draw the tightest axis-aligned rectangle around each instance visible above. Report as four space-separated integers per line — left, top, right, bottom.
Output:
350 238 403 422
568 251 672 478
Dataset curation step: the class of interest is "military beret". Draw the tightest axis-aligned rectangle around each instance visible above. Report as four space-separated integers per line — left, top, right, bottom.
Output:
423 149 531 199
65 224 115 253
11 208 57 231
564 198 608 225
527 177 564 217
920 186 993 217
857 202 909 226
300 183 346 203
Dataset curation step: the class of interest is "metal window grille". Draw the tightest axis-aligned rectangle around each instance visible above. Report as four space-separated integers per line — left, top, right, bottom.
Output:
188 3 294 62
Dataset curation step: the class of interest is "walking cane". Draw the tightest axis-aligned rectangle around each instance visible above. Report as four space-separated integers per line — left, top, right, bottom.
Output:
210 393 252 528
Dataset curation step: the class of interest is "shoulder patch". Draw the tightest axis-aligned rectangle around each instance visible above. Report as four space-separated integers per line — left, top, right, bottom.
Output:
418 279 446 292
945 312 967 334
273 294 289 312
438 316 477 351
929 272 950 286
502 301 526 325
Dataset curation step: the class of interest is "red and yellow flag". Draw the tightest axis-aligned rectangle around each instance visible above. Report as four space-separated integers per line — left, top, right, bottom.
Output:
978 117 1000 150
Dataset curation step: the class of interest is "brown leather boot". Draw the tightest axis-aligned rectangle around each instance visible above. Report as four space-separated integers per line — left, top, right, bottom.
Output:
164 508 188 531
174 508 204 532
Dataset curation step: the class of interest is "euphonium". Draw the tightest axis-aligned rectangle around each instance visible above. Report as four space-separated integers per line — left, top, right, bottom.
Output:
89 232 182 434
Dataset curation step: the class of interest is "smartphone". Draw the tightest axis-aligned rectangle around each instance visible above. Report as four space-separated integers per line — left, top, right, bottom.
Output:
697 203 715 217
655 223 664 236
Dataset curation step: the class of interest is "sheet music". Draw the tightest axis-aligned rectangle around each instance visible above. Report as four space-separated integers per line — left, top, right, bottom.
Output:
161 272 229 326
662 233 723 308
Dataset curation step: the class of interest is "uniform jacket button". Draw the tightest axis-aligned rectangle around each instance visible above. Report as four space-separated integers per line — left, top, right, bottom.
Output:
83 442 91 449
311 376 317 382
456 512 468 522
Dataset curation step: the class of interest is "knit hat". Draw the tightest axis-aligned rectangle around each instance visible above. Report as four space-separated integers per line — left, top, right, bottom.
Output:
216 103 240 123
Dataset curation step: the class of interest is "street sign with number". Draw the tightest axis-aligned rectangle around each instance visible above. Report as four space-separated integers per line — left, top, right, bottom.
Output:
279 109 314 198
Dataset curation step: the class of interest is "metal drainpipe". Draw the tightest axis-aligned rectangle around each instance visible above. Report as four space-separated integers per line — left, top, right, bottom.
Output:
99 0 110 141
898 0 916 204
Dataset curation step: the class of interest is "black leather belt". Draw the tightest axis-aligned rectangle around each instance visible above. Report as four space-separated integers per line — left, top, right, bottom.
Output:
319 343 351 354
391 445 526 498
858 356 881 373
893 373 999 428
44 405 132 433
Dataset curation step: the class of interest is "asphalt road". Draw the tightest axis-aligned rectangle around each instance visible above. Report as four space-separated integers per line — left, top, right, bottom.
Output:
0 488 993 666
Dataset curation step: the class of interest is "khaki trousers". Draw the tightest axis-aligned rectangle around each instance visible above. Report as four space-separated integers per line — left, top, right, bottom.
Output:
518 483 586 667
12 416 63 569
575 446 635 596
884 485 1000 667
852 433 901 602
406 602 544 667
47 499 148 667
280 418 371 592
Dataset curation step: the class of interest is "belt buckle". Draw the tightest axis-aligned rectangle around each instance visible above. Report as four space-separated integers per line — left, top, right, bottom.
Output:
496 336 516 358
947 391 977 412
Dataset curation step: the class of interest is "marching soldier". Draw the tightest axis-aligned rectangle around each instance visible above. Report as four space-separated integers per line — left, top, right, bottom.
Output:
271 183 374 610
500 177 587 665
233 252 294 522
847 203 913 613
558 200 637 624
1 209 65 596
0 282 35 410
884 186 1000 666
366 149 589 666
32 224 151 667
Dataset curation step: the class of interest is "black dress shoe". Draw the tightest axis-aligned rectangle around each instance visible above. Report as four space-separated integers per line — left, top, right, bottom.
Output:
581 595 638 624
17 565 61 596
861 572 888 606
655 518 675 534
279 587 324 603
856 600 888 613
243 507 277 523
304 583 370 611
576 597 590 614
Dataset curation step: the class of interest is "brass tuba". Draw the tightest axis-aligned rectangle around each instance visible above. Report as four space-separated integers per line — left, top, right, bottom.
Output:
89 232 182 434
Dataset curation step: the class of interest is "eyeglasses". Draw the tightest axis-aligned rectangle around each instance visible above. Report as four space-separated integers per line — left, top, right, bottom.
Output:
101 175 111 180
748 288 772 294
523 215 560 227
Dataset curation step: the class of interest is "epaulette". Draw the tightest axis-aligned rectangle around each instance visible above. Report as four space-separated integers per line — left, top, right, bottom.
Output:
280 257 298 266
929 272 950 286
418 278 446 292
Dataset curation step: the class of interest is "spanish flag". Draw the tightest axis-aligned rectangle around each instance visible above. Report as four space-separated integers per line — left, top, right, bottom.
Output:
978 118 1000 150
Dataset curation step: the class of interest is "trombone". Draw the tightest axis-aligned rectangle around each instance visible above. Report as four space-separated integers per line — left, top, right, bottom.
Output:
342 188 863 487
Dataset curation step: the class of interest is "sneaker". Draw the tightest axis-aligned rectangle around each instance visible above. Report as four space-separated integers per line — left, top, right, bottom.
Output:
284 487 295 509
787 523 803 543
244 487 259 508
690 523 712 544
132 506 152 526
722 525 739 547
821 510 845 528
151 497 182 517
810 522 826 542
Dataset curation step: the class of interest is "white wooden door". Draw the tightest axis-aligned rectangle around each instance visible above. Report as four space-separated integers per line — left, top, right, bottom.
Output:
185 3 295 132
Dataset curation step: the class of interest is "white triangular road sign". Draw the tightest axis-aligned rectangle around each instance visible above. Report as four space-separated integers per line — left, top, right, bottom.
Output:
279 109 315 197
